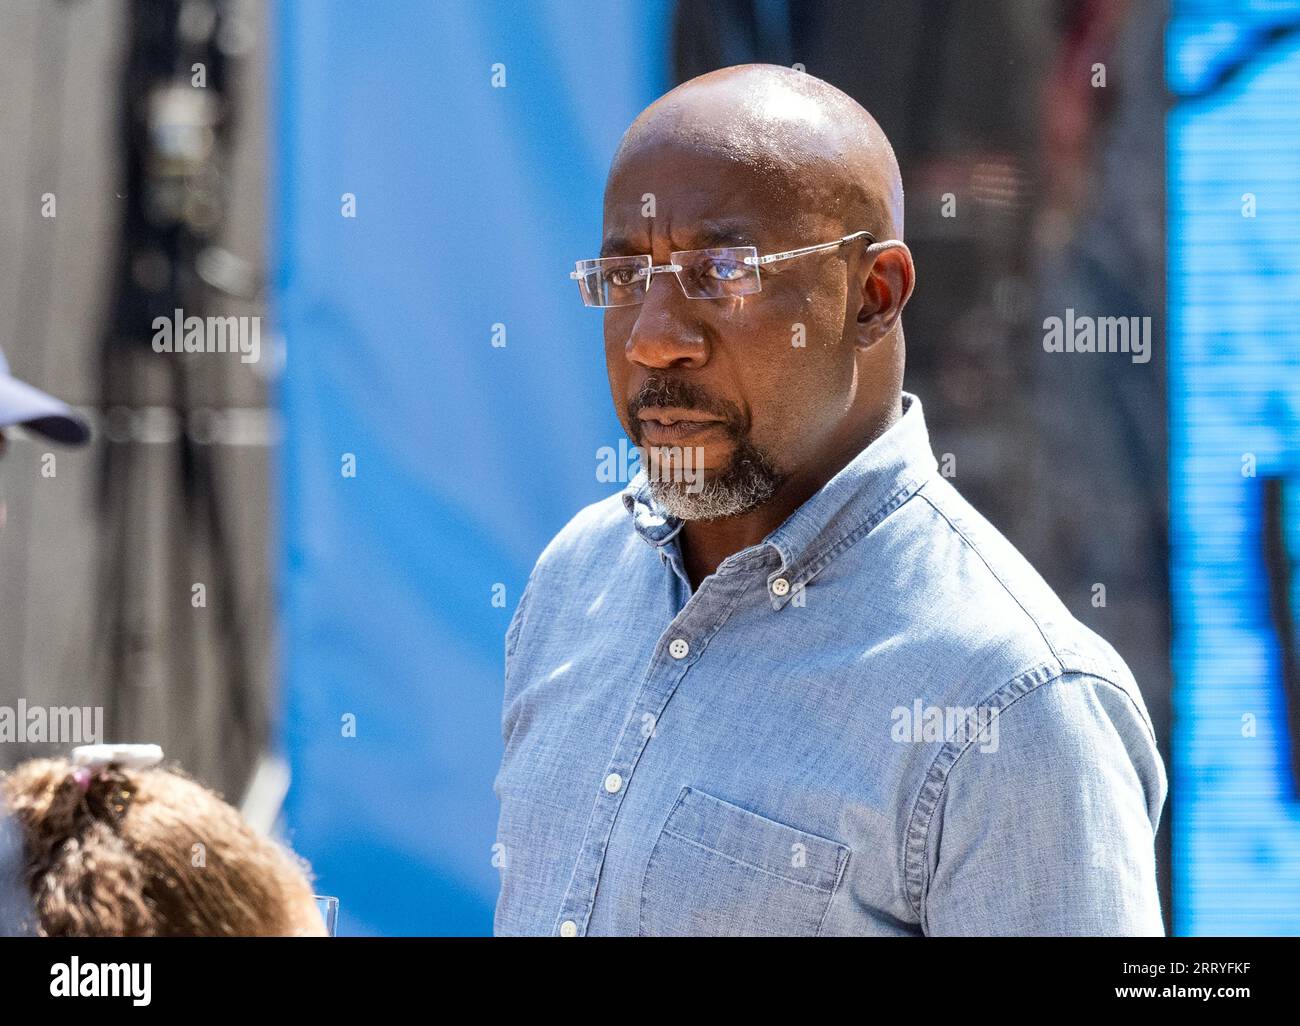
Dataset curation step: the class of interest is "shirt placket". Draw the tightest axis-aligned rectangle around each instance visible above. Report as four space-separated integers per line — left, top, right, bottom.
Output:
552 568 746 937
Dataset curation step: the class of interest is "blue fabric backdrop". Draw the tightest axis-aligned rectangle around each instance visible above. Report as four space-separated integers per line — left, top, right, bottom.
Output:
271 0 671 935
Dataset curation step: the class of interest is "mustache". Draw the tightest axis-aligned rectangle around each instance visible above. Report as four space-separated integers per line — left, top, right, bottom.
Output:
626 377 745 435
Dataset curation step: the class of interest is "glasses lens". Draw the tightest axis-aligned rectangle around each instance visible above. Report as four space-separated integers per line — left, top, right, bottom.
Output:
673 247 760 299
573 256 650 307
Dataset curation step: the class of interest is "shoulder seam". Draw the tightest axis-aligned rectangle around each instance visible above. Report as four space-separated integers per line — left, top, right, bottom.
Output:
901 666 1159 927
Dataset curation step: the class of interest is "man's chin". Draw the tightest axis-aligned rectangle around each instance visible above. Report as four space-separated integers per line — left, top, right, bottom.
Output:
647 473 777 522
636 432 783 521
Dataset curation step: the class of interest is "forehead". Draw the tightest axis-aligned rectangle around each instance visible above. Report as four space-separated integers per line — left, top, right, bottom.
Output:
600 142 836 255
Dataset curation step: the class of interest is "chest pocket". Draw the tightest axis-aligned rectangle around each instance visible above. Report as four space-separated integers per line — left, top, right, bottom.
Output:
639 786 850 936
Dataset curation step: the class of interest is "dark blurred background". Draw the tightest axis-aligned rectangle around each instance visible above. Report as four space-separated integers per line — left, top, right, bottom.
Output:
0 0 273 794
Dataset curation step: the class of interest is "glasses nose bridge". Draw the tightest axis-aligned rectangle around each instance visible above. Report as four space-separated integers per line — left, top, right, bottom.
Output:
634 259 690 307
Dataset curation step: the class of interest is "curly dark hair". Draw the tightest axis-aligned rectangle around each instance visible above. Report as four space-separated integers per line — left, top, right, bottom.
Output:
1 758 320 936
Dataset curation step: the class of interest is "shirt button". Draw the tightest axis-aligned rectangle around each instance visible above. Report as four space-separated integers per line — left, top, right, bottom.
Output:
669 638 690 659
604 772 623 794
559 920 578 937
771 577 790 597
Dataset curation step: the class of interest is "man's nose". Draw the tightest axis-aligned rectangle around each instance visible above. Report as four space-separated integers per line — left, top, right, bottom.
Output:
622 271 708 370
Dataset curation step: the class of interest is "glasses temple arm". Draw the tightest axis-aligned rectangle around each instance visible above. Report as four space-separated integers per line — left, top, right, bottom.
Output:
746 230 878 266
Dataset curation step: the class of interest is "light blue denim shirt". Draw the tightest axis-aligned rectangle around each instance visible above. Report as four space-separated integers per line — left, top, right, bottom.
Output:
493 392 1166 936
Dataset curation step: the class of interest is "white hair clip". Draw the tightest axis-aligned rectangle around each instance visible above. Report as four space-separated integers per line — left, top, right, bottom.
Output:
71 744 164 771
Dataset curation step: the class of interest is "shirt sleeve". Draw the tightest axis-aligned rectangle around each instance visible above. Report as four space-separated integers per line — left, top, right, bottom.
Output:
504 570 535 677
501 565 541 740
917 671 1167 936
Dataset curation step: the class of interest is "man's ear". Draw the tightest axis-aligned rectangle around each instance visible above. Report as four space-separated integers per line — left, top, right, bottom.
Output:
855 242 915 349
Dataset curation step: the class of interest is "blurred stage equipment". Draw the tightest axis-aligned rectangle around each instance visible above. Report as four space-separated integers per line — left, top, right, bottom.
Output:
95 0 265 793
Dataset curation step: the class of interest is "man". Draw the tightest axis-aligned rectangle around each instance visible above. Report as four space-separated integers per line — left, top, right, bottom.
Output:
493 64 1165 936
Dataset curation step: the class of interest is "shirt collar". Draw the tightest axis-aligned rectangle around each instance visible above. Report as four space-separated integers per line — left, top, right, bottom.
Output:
621 391 938 607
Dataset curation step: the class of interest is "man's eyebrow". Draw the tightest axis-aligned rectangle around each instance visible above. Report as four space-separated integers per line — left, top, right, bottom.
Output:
599 221 760 258
599 235 636 258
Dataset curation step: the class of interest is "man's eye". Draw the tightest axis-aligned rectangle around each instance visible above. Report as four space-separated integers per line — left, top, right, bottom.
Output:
704 259 747 281
607 267 641 287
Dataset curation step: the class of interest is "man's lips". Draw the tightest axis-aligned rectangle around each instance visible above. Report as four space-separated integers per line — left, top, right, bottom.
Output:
636 407 727 444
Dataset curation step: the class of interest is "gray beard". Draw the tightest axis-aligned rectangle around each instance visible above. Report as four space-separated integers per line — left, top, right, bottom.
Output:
645 441 782 521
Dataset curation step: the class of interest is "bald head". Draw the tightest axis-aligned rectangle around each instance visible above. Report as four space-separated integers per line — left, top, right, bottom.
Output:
609 64 904 240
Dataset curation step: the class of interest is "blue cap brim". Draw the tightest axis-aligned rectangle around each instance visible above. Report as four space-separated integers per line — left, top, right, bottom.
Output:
0 373 90 446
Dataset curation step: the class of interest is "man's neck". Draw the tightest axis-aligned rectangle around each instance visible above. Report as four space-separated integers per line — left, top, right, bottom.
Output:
678 397 903 591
